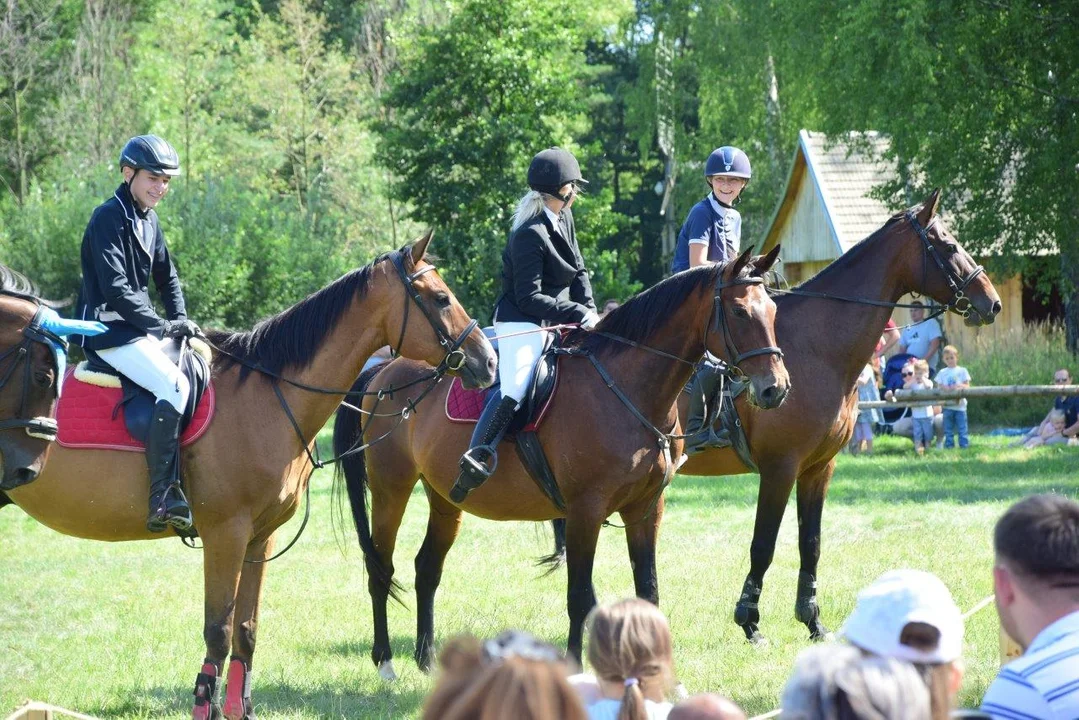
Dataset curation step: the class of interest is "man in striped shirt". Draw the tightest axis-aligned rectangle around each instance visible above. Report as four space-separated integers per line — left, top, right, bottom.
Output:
982 493 1079 719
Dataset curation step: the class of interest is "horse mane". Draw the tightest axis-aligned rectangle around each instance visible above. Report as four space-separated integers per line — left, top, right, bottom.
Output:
570 262 738 356
208 253 388 378
0 264 43 302
790 207 911 291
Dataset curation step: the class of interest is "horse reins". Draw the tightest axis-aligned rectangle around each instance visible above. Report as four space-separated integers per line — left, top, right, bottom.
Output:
0 304 65 441
203 250 479 563
766 211 986 323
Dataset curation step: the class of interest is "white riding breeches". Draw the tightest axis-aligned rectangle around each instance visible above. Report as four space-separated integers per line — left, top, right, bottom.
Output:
494 321 545 403
96 336 191 413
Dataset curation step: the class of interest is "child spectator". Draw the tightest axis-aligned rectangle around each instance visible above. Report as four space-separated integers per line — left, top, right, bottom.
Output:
906 359 935 456
570 598 676 720
423 630 587 720
850 363 881 455
668 694 745 720
934 345 972 449
1023 408 1066 448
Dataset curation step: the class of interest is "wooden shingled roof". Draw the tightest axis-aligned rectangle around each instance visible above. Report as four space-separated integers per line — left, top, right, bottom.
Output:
758 129 895 259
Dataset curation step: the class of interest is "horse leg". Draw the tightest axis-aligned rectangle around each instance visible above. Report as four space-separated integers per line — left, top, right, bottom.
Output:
193 522 250 720
367 477 413 681
734 463 797 646
217 534 275 720
621 494 665 604
564 508 604 664
795 460 834 642
414 483 463 673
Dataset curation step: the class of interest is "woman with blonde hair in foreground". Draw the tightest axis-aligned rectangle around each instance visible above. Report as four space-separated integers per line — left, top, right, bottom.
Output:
422 630 586 720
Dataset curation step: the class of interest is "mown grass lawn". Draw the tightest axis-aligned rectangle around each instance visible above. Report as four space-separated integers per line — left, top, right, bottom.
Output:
2 434 1076 719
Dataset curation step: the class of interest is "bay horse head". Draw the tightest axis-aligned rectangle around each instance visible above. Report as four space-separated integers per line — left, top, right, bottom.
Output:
901 189 1001 327
0 291 62 490
710 246 790 409
384 230 497 389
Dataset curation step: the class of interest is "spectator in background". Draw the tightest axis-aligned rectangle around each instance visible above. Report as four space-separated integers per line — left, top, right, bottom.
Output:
850 363 880 455
422 630 587 720
1017 368 1079 445
1022 409 1067 448
601 298 622 318
981 494 1079 720
935 345 972 449
840 569 966 720
669 694 745 720
906 359 935 456
875 318 900 374
780 644 932 719
898 301 943 368
569 598 676 720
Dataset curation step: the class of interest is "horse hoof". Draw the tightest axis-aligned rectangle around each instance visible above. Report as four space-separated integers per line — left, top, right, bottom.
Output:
672 683 690 701
747 632 770 648
378 660 398 681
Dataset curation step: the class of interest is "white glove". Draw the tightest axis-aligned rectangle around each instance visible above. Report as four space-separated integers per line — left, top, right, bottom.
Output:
580 310 600 330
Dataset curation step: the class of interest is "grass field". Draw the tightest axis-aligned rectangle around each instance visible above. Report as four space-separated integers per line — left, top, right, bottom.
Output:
2 434 1077 719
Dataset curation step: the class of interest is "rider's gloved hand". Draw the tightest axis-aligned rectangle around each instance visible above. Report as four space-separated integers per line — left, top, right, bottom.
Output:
162 318 201 339
580 310 600 330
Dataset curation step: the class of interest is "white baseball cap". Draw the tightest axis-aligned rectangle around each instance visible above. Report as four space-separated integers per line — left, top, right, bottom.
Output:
840 569 964 664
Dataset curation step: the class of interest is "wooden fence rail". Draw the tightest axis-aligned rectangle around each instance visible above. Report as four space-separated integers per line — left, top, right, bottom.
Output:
858 384 1079 410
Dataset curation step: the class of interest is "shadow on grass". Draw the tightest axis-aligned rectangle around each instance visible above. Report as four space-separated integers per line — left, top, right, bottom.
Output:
85 679 428 719
668 448 1079 509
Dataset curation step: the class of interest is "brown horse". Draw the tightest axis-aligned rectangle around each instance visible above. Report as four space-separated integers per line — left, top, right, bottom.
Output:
677 191 1001 644
3 234 496 719
334 248 790 675
0 267 64 493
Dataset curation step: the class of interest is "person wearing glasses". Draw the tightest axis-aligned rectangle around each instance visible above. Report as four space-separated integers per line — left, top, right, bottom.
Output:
449 147 598 502
1013 369 1079 446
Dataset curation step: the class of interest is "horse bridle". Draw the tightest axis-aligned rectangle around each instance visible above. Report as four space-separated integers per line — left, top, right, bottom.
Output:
0 304 64 441
709 274 784 376
906 211 987 322
389 251 476 373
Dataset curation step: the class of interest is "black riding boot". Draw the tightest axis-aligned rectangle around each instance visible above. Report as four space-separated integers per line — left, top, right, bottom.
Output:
146 400 192 533
450 394 519 503
683 361 726 455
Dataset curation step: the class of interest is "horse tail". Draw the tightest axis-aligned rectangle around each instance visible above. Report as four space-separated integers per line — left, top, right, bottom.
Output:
334 363 406 605
535 518 567 576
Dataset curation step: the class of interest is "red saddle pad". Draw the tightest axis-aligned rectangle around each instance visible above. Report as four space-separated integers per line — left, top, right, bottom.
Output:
444 375 558 432
56 370 216 452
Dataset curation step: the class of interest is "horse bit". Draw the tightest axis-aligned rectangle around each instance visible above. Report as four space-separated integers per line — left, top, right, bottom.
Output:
0 303 65 441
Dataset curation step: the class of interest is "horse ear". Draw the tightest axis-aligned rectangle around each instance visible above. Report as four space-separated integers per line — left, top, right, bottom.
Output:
730 247 753 278
752 244 781 276
917 189 942 226
409 228 435 266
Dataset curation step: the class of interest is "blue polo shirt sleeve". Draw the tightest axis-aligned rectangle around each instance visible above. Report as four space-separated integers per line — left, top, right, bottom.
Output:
683 204 712 246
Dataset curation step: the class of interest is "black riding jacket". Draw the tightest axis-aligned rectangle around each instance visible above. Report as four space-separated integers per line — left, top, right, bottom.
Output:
494 208 595 325
75 183 187 351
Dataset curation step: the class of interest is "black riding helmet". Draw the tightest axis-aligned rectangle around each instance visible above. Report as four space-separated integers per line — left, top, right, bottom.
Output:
527 147 587 201
119 135 181 177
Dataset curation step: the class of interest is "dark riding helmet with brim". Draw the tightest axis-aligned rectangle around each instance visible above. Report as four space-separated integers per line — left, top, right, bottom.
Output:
705 146 751 182
528 147 587 198
119 135 182 177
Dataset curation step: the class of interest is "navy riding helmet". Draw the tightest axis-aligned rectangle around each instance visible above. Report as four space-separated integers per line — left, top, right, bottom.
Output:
119 135 182 177
528 147 588 200
705 146 751 181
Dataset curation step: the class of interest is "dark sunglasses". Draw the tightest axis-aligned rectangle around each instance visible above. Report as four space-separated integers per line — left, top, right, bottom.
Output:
1054 377 1069 383
902 371 914 377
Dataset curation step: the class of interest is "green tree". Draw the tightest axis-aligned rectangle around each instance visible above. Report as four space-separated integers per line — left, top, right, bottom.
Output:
379 0 635 316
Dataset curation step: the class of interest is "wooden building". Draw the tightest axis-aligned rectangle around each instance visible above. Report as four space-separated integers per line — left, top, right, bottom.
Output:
755 130 1027 353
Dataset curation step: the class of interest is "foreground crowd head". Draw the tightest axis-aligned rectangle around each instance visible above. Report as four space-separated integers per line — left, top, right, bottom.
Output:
422 630 586 720
586 597 676 716
993 493 1079 649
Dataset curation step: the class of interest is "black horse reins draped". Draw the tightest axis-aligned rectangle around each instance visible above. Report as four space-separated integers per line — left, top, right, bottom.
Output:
562 270 783 528
204 250 478 563
766 211 986 323
0 304 65 441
